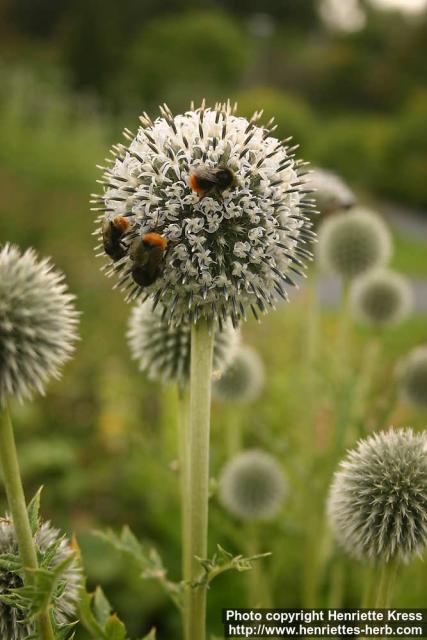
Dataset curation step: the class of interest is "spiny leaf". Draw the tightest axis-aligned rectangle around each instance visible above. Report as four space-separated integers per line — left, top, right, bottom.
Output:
93 586 113 626
104 613 127 640
192 545 272 588
27 486 43 534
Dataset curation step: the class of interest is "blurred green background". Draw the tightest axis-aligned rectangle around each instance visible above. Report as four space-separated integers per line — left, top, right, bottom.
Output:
0 0 426 638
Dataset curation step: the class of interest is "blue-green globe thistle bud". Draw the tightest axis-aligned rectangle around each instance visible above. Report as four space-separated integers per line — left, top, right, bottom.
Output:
93 102 317 327
212 346 265 403
327 428 427 562
310 167 356 215
127 301 239 383
350 269 413 327
397 346 427 409
219 450 286 521
0 516 81 639
317 208 392 279
0 244 79 406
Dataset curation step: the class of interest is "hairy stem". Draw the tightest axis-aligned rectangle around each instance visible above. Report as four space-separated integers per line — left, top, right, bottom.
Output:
0 404 56 640
185 320 214 640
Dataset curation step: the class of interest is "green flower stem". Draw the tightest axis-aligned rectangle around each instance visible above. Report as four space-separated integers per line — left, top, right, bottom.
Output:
186 319 214 640
0 404 56 640
247 524 271 608
351 336 381 434
178 385 191 580
375 558 399 608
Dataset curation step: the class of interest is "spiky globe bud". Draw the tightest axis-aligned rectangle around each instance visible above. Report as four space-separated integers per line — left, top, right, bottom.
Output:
327 428 427 563
127 301 239 382
219 450 286 521
317 208 392 279
350 269 413 327
212 346 265 403
0 244 79 405
93 101 317 327
0 515 81 639
310 167 356 215
396 346 427 409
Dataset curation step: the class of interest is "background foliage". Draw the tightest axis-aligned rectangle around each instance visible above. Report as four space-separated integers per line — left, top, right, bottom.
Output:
0 1 426 638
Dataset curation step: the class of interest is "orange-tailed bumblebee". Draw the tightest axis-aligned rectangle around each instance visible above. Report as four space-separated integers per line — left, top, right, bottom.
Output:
130 232 168 287
189 166 237 199
102 215 130 261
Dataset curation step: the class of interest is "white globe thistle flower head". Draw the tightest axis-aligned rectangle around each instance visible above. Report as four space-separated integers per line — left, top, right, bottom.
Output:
396 346 427 410
327 428 427 563
316 207 392 280
212 345 265 404
350 269 413 328
0 244 79 406
310 167 356 216
219 449 287 521
0 515 82 639
93 101 317 327
127 300 240 383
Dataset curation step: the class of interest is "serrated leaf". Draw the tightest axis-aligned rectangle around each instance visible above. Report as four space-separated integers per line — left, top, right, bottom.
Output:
192 545 272 587
96 526 183 611
104 613 126 640
0 552 21 572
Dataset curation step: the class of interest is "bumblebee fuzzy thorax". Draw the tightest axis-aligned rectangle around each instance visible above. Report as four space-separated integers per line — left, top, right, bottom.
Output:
93 102 317 326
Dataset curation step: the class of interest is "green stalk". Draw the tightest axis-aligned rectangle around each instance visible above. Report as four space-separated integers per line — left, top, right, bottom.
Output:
178 385 191 580
186 319 214 640
0 404 56 640
246 524 271 608
374 557 399 608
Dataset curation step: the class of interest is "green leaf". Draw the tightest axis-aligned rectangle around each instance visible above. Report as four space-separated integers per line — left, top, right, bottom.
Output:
93 586 113 626
27 486 43 534
139 630 156 640
96 526 184 611
104 613 126 640
192 545 272 588
77 587 107 639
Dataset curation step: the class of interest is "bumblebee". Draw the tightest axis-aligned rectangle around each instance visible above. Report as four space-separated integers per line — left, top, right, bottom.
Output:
129 233 168 287
102 215 130 261
189 165 237 199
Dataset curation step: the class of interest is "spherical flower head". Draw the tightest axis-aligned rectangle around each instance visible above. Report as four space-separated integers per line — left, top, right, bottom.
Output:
0 516 82 638
327 428 427 563
0 244 79 406
350 269 413 327
316 207 392 279
212 345 265 403
127 300 240 383
219 450 286 521
396 346 427 409
310 167 356 216
93 101 316 327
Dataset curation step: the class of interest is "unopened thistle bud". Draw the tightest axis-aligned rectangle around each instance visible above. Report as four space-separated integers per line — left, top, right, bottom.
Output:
396 346 427 409
212 346 265 403
0 244 79 405
327 428 427 562
0 516 81 639
350 269 413 327
219 449 286 521
310 167 356 216
127 301 239 382
317 208 392 280
93 101 317 327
